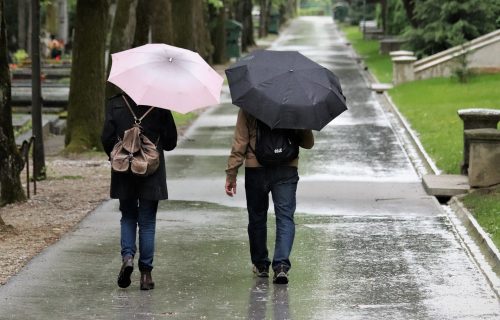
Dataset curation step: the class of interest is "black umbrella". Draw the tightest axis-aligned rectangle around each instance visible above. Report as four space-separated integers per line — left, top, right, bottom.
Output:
225 50 347 130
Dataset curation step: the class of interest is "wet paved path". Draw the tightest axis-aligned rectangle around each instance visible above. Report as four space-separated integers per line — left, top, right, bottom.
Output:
1 17 499 319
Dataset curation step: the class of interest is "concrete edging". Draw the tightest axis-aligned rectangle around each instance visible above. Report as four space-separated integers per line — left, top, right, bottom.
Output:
449 196 500 270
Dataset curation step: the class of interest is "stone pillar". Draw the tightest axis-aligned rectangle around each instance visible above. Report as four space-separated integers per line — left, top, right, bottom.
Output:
458 108 500 174
392 56 416 85
465 129 500 188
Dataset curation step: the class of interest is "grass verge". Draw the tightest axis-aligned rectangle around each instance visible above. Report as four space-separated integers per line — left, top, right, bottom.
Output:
341 25 392 83
389 74 500 174
461 186 500 249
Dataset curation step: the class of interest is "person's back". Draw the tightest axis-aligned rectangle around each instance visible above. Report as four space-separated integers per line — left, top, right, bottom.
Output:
225 109 313 284
101 93 177 290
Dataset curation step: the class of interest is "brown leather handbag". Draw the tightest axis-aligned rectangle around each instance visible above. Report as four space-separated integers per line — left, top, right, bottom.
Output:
110 96 160 176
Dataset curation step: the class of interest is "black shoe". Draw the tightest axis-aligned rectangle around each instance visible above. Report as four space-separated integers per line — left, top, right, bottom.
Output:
253 264 269 278
273 265 289 284
140 271 155 290
117 256 134 288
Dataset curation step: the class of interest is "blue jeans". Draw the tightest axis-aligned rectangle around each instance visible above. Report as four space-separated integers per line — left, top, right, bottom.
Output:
245 166 299 271
119 199 158 271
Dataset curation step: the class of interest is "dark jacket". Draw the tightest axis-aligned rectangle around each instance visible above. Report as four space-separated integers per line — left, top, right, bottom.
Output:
101 93 177 200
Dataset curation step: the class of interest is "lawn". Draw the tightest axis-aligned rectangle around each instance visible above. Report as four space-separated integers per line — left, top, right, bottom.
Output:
461 186 500 249
342 25 392 83
389 74 500 174
172 111 197 128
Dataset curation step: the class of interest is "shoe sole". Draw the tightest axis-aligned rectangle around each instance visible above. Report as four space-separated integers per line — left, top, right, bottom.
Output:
140 283 155 290
117 265 133 288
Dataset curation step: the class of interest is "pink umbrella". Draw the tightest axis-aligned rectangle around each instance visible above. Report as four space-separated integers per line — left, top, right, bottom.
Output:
108 43 223 114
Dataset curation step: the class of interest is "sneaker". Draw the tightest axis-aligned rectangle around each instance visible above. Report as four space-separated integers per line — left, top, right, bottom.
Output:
117 256 134 288
273 265 289 284
252 264 269 278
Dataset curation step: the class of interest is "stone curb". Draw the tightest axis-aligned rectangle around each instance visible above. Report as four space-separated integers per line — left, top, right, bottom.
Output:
449 196 500 271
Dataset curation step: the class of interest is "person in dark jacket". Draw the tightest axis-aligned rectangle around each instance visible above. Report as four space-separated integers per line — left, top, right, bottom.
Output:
101 92 177 290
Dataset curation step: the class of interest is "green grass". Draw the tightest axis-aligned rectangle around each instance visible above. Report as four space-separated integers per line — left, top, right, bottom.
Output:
172 111 198 128
461 186 500 249
389 74 500 174
342 26 392 83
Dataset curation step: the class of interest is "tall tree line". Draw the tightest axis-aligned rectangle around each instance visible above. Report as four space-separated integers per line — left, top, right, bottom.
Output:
1 0 300 206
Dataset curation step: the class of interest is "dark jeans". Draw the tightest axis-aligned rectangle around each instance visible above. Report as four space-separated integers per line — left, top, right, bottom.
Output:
119 198 158 271
245 166 299 271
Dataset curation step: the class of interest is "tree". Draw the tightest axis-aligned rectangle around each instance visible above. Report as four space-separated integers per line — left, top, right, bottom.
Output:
65 0 109 152
171 0 212 61
208 1 226 64
133 0 153 46
406 0 500 57
0 0 26 207
233 0 255 52
151 0 173 44
258 0 269 38
106 0 138 98
133 0 173 47
400 0 417 28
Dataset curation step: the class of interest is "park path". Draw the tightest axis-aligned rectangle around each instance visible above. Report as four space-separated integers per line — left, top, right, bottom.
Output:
0 17 498 320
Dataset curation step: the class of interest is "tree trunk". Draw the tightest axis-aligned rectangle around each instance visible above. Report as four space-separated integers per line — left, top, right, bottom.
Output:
171 0 212 61
17 0 28 50
65 0 109 153
171 0 195 49
401 0 418 28
151 0 173 44
31 0 45 179
209 4 226 64
258 0 268 38
106 0 138 98
133 0 153 46
0 0 26 206
235 0 255 52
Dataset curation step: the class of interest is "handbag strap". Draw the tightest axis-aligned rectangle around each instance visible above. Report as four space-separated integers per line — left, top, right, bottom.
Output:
122 95 154 125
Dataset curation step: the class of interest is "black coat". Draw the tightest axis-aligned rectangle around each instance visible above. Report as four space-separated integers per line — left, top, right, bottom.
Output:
101 93 177 200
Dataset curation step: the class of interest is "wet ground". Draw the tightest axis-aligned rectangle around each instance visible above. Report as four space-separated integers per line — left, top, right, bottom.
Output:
0 17 499 319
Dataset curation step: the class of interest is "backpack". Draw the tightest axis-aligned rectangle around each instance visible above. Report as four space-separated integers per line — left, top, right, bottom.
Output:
110 96 160 176
251 119 299 166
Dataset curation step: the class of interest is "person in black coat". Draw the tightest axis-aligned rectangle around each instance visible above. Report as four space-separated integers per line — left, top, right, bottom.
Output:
101 92 177 290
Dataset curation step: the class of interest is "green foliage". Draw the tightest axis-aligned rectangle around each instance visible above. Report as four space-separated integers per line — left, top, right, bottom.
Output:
345 0 376 25
389 74 500 174
299 0 331 15
462 185 500 249
172 111 197 128
406 0 500 58
207 0 224 9
376 0 409 35
13 50 29 64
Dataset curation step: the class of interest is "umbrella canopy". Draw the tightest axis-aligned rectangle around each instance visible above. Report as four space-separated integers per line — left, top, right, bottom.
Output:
108 43 223 114
225 50 347 130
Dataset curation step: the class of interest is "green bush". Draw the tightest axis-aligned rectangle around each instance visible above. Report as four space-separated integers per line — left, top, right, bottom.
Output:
13 50 29 64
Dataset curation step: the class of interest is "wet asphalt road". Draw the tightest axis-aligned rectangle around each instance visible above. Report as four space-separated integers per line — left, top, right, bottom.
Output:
0 17 499 319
